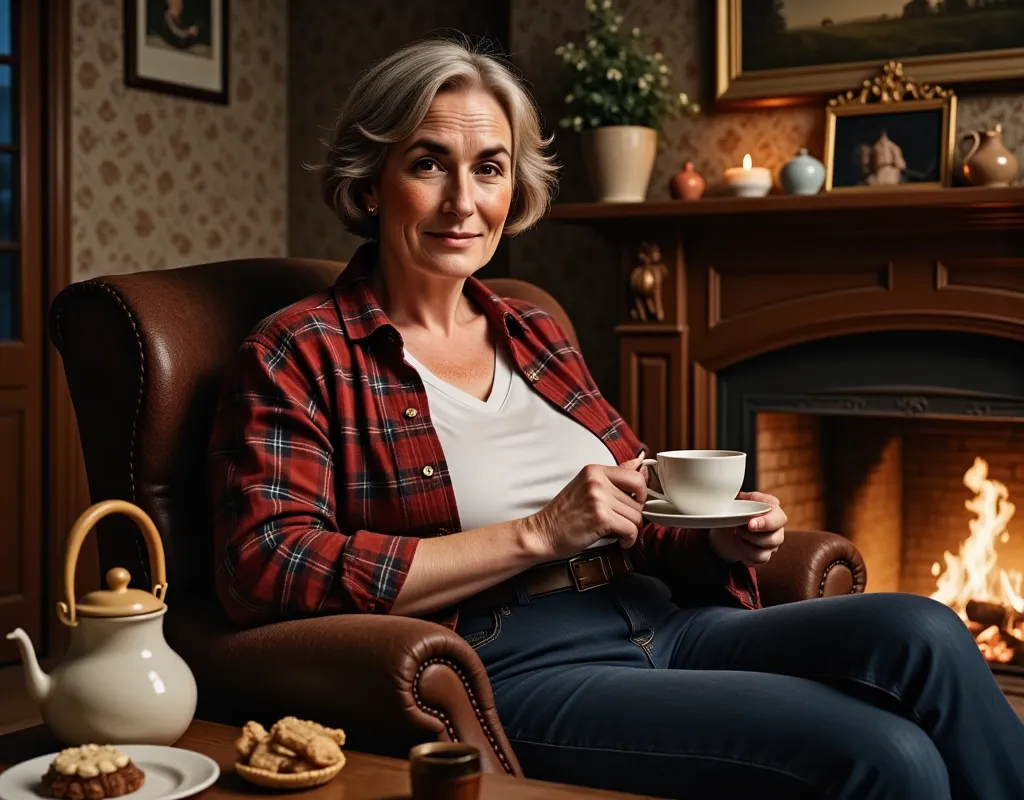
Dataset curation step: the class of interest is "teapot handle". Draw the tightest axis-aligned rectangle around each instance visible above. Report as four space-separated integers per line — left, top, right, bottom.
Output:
961 131 982 165
57 500 168 626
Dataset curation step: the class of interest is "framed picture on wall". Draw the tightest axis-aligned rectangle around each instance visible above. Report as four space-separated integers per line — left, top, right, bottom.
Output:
124 0 229 105
716 0 1024 107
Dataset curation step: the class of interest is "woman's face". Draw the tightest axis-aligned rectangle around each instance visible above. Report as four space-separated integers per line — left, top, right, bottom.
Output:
368 87 514 280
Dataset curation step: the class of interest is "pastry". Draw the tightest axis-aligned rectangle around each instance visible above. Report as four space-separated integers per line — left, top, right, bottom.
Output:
234 717 347 789
41 744 145 800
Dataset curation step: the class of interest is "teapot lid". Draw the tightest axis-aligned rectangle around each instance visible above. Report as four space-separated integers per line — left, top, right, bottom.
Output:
76 568 166 618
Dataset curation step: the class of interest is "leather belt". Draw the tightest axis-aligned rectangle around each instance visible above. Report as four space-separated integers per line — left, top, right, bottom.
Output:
460 545 634 615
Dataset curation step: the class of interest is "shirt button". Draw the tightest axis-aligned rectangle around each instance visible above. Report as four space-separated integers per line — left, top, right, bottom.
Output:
421 465 435 477
404 407 418 418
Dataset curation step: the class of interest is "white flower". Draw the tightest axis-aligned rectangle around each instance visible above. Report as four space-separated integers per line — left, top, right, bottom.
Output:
586 0 597 11
588 38 597 49
691 103 701 114
602 0 611 8
659 64 668 74
637 77 649 90
607 68 622 81
565 94 574 103
678 92 689 105
555 45 565 56
609 24 618 33
614 14 623 23
654 52 663 61
631 27 640 37
573 116 583 131
577 59 587 70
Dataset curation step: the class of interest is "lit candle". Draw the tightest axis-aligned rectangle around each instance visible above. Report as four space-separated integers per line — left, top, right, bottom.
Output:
724 154 772 197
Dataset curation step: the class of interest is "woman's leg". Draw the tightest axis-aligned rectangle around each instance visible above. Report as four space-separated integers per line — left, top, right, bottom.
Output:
460 580 948 799
664 592 1024 800
493 663 949 800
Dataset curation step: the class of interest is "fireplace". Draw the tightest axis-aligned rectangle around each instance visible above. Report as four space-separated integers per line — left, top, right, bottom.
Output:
548 187 1024 686
717 330 1024 669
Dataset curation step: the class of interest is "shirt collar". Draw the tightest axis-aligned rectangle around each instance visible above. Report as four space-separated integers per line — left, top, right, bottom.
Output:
333 241 530 343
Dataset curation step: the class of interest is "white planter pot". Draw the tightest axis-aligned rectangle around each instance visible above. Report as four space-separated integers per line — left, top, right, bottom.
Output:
581 125 658 203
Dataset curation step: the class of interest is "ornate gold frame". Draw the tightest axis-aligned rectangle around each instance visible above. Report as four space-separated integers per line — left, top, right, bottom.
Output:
824 63 957 193
716 0 1024 108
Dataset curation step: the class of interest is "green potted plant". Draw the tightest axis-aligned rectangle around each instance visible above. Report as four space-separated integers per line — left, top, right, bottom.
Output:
556 0 699 203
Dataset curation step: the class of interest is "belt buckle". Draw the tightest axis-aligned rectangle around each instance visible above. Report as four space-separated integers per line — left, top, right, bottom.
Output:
568 553 611 592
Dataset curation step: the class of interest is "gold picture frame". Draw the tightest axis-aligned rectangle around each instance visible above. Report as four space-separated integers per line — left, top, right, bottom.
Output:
716 0 1024 108
824 63 957 193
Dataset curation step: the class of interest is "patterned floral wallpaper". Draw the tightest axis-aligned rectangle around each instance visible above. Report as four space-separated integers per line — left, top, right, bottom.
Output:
70 0 287 282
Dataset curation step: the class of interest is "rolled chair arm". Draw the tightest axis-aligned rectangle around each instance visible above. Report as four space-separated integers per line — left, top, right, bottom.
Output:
755 529 867 607
167 606 521 776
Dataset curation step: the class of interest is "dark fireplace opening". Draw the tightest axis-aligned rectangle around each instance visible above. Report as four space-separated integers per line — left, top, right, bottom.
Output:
717 331 1024 672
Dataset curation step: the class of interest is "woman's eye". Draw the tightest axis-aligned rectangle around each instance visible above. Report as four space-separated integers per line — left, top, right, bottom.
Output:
478 163 502 177
414 158 439 172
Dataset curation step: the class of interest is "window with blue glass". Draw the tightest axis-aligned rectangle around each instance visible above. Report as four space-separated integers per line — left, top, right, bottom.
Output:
0 0 14 341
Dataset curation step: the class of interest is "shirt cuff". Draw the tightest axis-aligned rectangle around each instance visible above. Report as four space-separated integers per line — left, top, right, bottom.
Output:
340 530 420 614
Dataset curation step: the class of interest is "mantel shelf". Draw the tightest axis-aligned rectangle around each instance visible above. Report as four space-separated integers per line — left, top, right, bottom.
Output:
547 185 1024 229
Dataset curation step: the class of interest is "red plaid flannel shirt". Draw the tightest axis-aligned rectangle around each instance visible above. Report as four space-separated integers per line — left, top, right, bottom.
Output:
208 243 760 629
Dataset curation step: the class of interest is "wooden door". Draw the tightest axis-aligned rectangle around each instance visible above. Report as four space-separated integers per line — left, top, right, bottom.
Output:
0 0 43 664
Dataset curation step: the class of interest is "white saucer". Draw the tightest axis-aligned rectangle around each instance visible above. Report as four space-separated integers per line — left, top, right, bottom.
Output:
0 744 220 800
643 499 772 529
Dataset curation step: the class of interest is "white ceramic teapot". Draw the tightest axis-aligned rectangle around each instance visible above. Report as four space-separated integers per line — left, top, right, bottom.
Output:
6 500 197 746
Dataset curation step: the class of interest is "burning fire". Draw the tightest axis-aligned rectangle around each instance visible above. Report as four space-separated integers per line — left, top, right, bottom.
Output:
930 457 1022 664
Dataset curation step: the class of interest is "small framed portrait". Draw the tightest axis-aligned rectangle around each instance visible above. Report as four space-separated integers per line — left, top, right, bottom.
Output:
124 0 229 105
825 96 956 192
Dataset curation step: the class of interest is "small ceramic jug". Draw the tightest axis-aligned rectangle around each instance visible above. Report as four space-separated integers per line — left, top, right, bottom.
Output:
780 148 825 195
6 500 197 745
670 161 705 200
961 124 1018 187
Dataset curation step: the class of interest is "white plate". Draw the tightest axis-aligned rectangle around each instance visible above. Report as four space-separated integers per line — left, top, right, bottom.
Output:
643 499 772 529
0 745 220 800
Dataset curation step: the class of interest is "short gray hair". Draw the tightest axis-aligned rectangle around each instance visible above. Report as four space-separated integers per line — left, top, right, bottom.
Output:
311 37 559 239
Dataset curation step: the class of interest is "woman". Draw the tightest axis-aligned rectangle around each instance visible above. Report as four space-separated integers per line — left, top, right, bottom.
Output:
208 37 1024 800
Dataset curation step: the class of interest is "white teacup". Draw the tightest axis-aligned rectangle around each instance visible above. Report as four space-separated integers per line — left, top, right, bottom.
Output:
641 450 747 516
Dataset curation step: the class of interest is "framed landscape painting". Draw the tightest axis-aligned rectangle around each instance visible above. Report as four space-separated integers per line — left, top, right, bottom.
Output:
716 0 1024 107
124 0 229 105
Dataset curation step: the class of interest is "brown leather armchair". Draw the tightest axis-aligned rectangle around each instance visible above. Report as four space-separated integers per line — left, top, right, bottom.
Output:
48 257 867 777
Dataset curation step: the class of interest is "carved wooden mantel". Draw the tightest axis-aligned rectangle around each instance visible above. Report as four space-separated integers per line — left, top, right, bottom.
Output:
547 186 1024 454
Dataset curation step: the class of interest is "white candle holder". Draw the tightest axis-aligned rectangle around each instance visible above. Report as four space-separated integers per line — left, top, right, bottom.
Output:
724 154 773 198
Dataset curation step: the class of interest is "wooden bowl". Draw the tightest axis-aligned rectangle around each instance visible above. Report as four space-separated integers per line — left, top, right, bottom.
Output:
235 755 346 790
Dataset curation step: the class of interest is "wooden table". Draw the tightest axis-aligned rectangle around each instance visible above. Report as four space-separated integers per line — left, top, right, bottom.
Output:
0 721 652 799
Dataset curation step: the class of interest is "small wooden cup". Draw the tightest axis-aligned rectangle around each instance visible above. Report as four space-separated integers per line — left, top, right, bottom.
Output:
408 742 481 800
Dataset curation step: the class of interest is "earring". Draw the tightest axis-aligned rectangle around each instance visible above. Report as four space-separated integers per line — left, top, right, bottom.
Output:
367 204 377 215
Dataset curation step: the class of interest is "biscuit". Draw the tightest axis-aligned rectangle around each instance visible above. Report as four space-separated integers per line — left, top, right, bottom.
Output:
270 717 343 767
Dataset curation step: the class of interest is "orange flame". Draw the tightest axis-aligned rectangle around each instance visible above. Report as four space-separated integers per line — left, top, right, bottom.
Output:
931 457 1020 663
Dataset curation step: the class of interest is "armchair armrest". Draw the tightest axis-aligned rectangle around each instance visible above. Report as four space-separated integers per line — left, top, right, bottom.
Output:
167 605 521 776
755 529 867 607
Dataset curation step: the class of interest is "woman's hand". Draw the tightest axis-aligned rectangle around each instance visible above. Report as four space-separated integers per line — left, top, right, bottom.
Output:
526 457 648 560
708 491 787 567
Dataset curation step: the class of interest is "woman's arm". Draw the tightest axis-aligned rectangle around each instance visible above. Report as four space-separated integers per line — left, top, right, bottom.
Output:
208 334 646 624
208 337 424 625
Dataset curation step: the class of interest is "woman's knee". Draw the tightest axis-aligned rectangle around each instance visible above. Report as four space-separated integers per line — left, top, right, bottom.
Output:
868 593 979 656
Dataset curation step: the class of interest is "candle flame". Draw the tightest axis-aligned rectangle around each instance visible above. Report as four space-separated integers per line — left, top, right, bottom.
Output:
742 154 752 170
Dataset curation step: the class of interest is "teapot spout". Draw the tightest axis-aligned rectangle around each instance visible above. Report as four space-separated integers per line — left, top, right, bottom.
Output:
5 628 51 704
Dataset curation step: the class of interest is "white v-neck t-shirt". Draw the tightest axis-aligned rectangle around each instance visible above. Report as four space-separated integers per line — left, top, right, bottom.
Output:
403 343 618 532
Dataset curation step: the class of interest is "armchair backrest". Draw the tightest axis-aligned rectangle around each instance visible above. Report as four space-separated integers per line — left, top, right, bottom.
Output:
48 257 578 601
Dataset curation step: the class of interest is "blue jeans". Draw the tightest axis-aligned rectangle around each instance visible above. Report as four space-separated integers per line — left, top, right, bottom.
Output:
456 574 1024 799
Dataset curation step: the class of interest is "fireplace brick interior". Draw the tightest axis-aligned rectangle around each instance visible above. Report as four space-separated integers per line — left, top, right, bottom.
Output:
757 413 1024 597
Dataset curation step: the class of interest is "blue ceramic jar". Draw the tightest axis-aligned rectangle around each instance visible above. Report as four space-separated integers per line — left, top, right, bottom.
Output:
780 148 825 195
